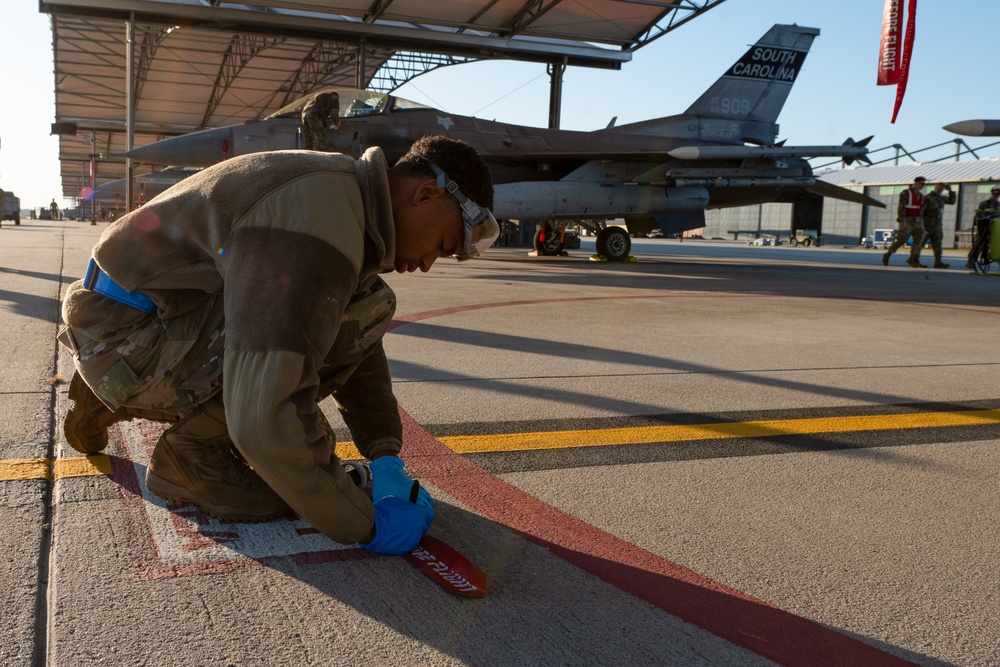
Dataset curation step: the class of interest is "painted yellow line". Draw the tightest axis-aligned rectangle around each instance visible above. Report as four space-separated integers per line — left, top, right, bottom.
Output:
2 410 998 481
54 455 113 479
0 458 51 481
437 410 1000 454
0 455 113 482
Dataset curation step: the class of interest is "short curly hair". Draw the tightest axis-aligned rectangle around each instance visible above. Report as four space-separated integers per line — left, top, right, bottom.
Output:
395 135 494 211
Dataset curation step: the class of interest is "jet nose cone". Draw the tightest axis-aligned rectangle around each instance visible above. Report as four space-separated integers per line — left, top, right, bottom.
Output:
126 126 234 167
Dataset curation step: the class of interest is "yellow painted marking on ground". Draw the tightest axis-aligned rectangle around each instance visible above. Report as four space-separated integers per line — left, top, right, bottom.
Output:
2 411 998 481
335 442 363 461
0 458 51 481
437 410 1000 454
0 455 114 481
54 455 112 479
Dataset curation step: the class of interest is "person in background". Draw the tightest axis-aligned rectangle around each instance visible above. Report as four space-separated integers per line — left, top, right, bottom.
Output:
966 186 1000 269
301 91 340 151
883 176 927 268
921 182 956 269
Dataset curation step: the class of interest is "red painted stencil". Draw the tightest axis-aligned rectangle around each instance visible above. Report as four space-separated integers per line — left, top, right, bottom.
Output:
404 535 486 598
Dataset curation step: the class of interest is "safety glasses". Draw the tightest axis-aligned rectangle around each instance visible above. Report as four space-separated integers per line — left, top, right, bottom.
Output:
413 152 499 261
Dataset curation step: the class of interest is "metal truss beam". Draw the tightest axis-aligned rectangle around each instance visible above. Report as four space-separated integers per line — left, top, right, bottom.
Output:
629 0 729 51
41 0 631 69
201 33 285 126
370 51 476 94
271 41 364 109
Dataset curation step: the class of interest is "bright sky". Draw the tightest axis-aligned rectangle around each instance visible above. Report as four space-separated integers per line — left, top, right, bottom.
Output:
3 0 999 210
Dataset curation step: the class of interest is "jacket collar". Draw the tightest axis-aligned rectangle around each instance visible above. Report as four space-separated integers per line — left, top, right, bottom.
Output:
354 147 396 277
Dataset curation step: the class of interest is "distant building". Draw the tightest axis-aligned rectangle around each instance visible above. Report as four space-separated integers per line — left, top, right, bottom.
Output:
702 158 1000 248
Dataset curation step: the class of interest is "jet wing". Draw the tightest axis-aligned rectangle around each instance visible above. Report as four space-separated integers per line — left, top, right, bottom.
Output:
805 180 885 208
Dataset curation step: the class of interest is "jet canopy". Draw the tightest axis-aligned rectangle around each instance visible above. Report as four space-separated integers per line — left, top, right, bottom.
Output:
268 88 437 120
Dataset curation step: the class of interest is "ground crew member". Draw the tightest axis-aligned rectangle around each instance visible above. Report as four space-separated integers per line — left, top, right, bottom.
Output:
301 91 339 151
883 176 927 268
966 186 1000 268
50 199 60 221
59 136 498 555
922 182 956 268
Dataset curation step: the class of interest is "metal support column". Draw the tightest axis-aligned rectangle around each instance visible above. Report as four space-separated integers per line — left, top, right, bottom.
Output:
90 130 96 224
125 13 135 211
547 59 566 129
356 38 367 89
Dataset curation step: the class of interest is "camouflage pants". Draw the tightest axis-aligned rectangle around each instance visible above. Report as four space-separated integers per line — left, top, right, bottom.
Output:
59 276 397 417
59 289 226 415
923 217 944 260
886 216 925 259
302 112 327 151
303 128 326 151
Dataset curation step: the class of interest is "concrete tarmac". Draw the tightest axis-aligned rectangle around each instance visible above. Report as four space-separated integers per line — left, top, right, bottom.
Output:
2 221 998 666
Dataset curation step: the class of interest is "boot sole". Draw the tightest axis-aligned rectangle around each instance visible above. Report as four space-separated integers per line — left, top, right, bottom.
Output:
145 471 291 523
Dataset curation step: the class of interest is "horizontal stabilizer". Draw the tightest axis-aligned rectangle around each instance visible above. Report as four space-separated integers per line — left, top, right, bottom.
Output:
805 180 885 208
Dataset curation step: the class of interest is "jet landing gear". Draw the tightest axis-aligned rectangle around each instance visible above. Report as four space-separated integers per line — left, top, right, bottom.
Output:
595 226 632 262
532 221 567 256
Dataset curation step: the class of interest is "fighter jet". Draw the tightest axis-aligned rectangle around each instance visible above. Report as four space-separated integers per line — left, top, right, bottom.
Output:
92 167 200 205
125 23 879 260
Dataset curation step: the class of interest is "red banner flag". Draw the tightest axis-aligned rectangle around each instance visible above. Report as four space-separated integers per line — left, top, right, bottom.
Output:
878 0 903 85
890 0 918 124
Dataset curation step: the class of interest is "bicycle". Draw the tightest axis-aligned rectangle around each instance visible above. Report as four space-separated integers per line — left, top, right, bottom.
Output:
968 211 998 273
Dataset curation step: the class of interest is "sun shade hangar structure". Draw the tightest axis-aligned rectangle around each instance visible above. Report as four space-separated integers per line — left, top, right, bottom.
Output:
40 0 729 204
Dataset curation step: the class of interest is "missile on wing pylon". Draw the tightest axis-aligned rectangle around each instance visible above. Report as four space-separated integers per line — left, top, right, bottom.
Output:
943 119 1000 137
492 183 709 220
668 136 872 165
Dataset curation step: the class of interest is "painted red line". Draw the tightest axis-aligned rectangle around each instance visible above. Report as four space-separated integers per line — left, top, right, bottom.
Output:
387 293 749 331
400 413 915 667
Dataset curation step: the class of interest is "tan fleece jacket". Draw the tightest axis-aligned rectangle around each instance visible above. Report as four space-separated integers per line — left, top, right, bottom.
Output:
77 148 401 543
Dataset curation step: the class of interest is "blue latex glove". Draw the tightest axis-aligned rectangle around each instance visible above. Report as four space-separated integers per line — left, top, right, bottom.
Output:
359 497 434 555
370 455 435 510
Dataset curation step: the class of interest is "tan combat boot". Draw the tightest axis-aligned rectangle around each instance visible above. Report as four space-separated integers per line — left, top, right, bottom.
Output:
145 395 292 522
64 372 130 454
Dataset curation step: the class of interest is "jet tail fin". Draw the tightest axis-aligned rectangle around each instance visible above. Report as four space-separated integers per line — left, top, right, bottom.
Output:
611 24 819 145
683 24 819 144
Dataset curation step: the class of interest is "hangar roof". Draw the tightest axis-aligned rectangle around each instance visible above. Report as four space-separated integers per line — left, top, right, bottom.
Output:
40 0 728 201
819 159 1000 188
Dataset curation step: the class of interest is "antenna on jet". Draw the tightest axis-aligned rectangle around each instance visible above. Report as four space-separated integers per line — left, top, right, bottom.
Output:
606 117 617 129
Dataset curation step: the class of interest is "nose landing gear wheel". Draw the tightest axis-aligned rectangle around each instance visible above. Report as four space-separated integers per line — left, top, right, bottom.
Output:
596 227 632 261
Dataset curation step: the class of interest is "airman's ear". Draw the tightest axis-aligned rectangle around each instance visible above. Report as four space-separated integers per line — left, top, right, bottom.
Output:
412 179 447 205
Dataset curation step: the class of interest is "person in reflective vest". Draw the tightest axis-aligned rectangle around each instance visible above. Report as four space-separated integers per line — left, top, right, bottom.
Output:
883 176 927 268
